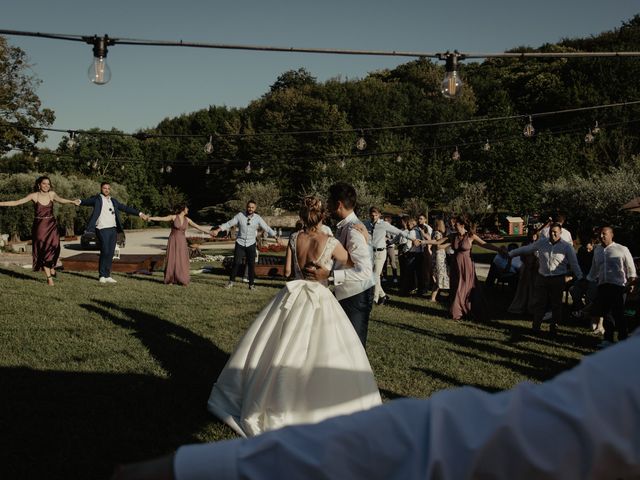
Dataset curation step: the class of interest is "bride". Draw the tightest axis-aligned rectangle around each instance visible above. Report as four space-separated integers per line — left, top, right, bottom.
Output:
208 195 382 437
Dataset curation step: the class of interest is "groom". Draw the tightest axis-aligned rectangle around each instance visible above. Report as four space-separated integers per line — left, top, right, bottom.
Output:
305 182 375 347
79 182 148 283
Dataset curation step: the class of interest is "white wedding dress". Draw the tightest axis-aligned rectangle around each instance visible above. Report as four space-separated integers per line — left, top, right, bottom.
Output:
207 232 382 437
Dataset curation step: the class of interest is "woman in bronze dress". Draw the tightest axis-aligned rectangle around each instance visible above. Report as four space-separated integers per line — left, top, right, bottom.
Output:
0 176 79 285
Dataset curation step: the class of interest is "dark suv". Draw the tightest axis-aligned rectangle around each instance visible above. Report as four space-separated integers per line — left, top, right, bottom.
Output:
80 230 126 249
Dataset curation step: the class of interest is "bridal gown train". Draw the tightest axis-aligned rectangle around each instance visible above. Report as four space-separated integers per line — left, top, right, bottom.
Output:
208 233 382 437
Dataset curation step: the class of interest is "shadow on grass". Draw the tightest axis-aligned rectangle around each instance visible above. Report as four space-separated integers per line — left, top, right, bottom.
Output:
412 366 502 393
0 266 40 283
2 300 232 480
383 298 447 317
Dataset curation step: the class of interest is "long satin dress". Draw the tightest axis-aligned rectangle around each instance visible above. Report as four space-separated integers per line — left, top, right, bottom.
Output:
450 234 476 320
164 216 190 285
208 232 381 437
32 201 60 272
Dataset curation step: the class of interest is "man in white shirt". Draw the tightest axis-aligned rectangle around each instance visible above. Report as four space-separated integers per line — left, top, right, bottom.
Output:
587 226 637 347
538 214 573 244
304 183 375 347
509 223 583 334
113 331 640 480
364 207 413 305
211 200 278 290
79 182 148 283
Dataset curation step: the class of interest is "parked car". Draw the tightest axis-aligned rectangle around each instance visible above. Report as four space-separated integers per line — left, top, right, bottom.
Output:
80 230 126 249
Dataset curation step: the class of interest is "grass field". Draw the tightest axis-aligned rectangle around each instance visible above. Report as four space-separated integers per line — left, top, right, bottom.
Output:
0 260 601 479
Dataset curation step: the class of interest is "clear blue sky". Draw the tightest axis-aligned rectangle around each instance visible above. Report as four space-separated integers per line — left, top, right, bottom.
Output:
3 0 639 150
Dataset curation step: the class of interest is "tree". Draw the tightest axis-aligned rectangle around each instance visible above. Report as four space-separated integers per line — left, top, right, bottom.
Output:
0 36 55 155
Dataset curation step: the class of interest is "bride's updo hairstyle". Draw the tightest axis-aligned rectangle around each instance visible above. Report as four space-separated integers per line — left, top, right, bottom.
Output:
299 195 325 232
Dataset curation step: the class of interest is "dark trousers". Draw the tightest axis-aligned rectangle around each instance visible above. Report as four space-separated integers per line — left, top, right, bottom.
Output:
533 274 565 327
597 284 627 342
339 286 374 348
404 252 425 294
96 227 117 278
230 243 257 285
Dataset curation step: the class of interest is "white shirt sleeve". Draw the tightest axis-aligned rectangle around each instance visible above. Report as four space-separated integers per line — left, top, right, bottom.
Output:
175 332 640 480
219 214 240 232
333 227 373 285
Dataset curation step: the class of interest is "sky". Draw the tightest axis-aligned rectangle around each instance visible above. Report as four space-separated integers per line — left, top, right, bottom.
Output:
2 0 639 150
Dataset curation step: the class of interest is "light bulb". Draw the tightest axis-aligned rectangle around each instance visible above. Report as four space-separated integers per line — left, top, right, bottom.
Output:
245 161 252 174
204 136 213 154
440 52 464 99
452 147 460 161
396 154 402 163
482 140 491 151
339 159 346 168
92 160 98 170
592 121 600 135
205 166 211 175
585 129 595 144
67 131 77 149
120 164 125 170
160 166 165 173
356 136 367 151
166 165 173 173
86 35 112 85
259 166 264 174
321 163 327 172
523 116 535 138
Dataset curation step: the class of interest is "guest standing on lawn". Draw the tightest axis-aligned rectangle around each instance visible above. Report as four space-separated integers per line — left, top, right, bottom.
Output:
210 200 278 290
0 175 79 286
148 204 212 286
78 182 149 284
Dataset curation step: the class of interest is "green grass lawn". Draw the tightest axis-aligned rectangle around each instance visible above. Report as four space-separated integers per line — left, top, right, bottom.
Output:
0 261 601 479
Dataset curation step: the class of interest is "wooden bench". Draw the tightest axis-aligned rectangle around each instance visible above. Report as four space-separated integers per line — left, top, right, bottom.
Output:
63 253 165 273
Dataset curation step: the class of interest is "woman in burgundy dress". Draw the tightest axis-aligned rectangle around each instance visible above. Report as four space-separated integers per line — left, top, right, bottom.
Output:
148 204 211 285
423 216 504 320
0 176 79 285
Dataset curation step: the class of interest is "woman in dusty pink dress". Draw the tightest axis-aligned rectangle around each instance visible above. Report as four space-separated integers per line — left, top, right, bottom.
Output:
148 204 211 285
423 216 504 321
0 176 79 286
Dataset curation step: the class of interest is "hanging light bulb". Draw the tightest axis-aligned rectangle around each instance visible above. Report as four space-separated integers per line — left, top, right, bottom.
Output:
585 129 595 144
451 147 460 161
321 162 327 172
396 154 403 163
166 165 173 173
92 160 98 170
204 135 214 154
205 166 211 175
482 139 491 151
259 166 264 174
160 165 165 173
339 159 346 168
439 51 464 99
86 35 113 85
592 121 600 135
245 161 252 174
34 155 39 164
86 161 91 167
523 116 535 138
120 164 125 170
356 132 367 151
67 131 77 149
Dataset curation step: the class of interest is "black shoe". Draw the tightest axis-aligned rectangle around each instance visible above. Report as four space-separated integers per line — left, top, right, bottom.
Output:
378 295 389 305
549 324 558 336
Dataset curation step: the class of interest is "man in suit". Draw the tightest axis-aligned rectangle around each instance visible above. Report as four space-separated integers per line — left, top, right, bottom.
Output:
79 182 148 283
304 182 375 347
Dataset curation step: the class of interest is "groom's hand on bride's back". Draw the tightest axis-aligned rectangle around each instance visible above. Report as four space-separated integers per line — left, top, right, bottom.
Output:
303 262 330 281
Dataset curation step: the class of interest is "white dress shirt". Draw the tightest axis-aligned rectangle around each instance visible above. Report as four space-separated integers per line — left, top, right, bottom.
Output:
95 194 116 230
510 238 582 279
332 212 375 301
587 242 637 287
364 219 410 250
175 330 640 480
219 212 276 247
406 227 424 253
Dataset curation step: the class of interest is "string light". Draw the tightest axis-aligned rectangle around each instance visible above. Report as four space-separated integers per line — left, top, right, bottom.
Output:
482 139 491 151
355 133 367 151
85 35 113 85
451 146 460 161
245 161 251 174
523 116 535 138
438 51 465 99
204 135 213 154
592 121 601 134
259 166 264 174
160 165 165 173
66 131 77 148
339 158 346 168
205 165 211 175
585 129 595 144
165 165 172 173
395 154 402 163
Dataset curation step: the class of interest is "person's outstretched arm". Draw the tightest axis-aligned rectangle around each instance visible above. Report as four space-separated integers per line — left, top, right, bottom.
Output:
0 193 35 207
186 218 211 234
148 215 175 223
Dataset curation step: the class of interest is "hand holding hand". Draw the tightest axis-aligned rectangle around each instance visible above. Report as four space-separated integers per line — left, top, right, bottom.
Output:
73 199 81 206
141 213 150 222
412 238 421 247
303 263 330 281
210 228 220 238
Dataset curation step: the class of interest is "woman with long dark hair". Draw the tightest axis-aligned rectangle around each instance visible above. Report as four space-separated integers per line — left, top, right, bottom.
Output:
0 176 79 285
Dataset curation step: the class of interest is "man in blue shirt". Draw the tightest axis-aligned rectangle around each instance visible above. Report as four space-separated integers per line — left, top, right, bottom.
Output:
211 200 278 290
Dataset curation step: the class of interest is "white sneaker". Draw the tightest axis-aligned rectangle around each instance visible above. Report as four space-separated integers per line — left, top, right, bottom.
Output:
105 277 117 283
99 277 108 283
542 311 552 322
